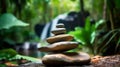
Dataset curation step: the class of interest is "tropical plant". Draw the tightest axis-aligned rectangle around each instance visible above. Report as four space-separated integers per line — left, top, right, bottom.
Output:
0 48 40 66
96 28 120 55
0 13 29 30
0 49 17 60
0 13 40 67
68 17 104 55
0 13 29 47
0 13 29 61
96 0 120 55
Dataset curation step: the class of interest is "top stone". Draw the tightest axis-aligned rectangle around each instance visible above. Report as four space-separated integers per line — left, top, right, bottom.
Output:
56 23 65 28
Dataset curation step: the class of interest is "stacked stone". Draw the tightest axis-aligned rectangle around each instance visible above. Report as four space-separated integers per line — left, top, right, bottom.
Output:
39 23 90 66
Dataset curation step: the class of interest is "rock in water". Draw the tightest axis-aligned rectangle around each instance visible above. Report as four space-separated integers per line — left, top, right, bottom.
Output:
46 34 73 44
42 52 91 66
39 41 79 52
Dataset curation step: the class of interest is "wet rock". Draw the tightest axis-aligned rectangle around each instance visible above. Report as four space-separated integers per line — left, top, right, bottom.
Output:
56 23 65 28
51 28 66 35
39 41 79 52
46 34 73 44
42 52 91 66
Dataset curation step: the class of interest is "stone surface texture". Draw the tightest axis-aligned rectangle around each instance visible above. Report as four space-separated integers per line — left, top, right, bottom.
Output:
51 28 66 35
39 41 78 52
42 52 91 65
46 34 73 44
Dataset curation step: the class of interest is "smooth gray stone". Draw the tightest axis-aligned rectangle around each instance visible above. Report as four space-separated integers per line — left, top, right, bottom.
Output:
42 52 91 65
39 41 79 52
46 34 73 44
51 28 66 35
56 23 65 28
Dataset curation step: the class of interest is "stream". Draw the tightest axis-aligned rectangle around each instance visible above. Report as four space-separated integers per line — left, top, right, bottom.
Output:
15 42 45 58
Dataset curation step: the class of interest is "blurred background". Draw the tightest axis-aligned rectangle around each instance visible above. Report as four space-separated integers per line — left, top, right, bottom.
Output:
0 0 120 58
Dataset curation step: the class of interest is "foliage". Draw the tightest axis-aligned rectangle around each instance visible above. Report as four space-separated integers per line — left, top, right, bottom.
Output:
104 0 120 55
68 17 104 55
0 0 81 43
0 49 40 66
0 0 119 56
97 29 120 55
69 17 120 55
0 13 29 30
88 0 104 20
115 0 120 9
0 64 6 67
0 13 29 61
0 0 80 24
0 49 17 60
50 0 80 18
69 18 95 44
0 13 29 45
14 55 41 62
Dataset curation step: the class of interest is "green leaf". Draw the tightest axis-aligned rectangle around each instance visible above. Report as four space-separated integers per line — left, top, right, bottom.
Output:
95 19 105 28
100 32 118 53
115 35 120 50
85 17 91 31
69 17 97 45
15 55 41 63
91 31 96 44
0 64 7 67
0 49 17 60
115 0 120 9
0 13 29 30
68 18 105 54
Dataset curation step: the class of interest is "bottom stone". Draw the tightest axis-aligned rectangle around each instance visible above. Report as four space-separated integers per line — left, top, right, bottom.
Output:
42 52 90 66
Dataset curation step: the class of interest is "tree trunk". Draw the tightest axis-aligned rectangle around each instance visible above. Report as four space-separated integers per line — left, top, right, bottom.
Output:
80 0 85 23
108 0 120 30
0 0 7 13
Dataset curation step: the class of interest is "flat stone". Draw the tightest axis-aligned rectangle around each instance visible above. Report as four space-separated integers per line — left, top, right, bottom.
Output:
46 34 73 44
51 28 66 35
39 41 79 52
42 52 91 66
56 23 65 28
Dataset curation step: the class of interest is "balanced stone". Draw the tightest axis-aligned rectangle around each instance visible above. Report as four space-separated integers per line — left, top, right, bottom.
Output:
42 52 91 65
46 34 73 44
56 23 65 28
39 41 79 52
39 23 91 66
51 28 66 35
